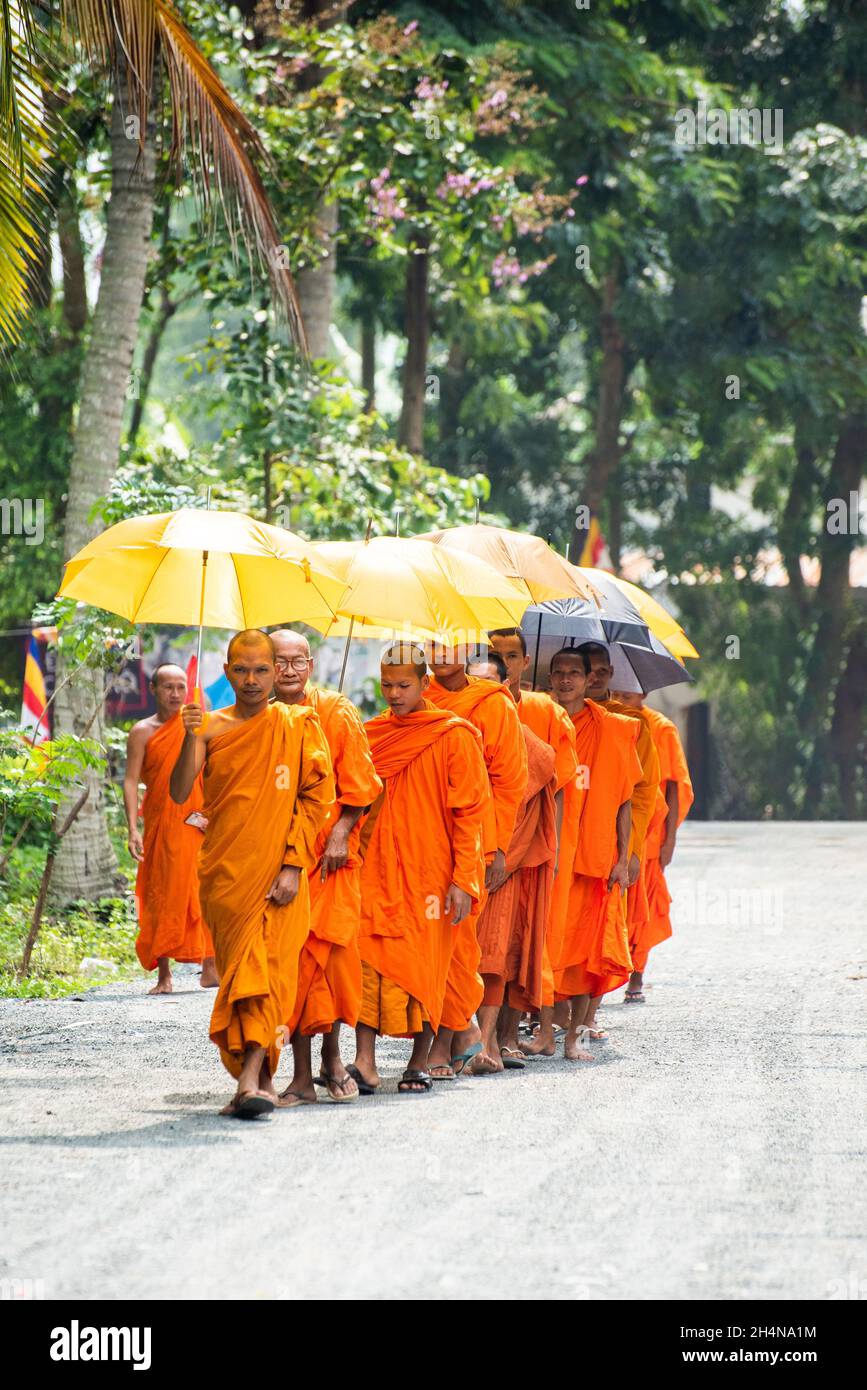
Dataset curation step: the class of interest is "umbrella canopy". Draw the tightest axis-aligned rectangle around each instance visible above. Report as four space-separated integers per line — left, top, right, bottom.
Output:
314 536 530 645
575 567 699 659
417 523 600 605
57 509 347 632
522 598 692 695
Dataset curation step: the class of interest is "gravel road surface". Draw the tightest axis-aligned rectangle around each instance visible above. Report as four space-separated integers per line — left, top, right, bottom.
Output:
1 822 865 1301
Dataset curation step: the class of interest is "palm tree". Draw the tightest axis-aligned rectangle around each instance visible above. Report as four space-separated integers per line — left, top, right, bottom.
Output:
37 0 307 902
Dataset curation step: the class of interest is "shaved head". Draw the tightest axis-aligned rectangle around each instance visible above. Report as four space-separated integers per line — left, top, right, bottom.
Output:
227 628 275 662
381 641 427 679
270 628 310 657
271 628 313 704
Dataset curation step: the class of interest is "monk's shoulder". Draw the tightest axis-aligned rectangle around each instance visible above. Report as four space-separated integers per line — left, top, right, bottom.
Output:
598 705 639 745
128 715 159 746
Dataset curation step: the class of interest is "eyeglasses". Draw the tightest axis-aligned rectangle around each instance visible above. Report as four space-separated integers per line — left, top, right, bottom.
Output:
274 655 312 672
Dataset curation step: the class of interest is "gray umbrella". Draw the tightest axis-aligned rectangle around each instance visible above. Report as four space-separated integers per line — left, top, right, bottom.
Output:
521 598 693 695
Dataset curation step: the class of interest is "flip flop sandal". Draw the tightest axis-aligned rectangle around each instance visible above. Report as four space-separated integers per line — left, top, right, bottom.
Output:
346 1063 379 1096
429 1064 456 1081
624 989 645 1004
587 1026 609 1040
500 1048 526 1070
275 1089 317 1109
231 1092 275 1120
320 1072 360 1102
398 1068 433 1094
450 1042 483 1076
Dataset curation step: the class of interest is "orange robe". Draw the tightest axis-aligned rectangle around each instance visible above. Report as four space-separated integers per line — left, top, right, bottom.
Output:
427 677 528 1030
198 704 334 1080
135 714 213 971
287 688 382 1036
632 708 693 971
477 725 557 1011
515 691 580 1007
554 702 643 1000
359 701 488 1037
593 698 661 976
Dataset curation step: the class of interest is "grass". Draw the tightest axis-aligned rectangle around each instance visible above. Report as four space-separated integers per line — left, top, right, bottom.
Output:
0 831 142 999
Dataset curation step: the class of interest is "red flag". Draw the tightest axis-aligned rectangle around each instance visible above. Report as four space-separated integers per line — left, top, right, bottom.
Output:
185 654 198 702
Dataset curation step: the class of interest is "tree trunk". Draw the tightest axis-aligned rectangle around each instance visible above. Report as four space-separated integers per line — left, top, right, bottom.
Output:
361 314 376 411
799 413 866 814
438 336 467 470
829 624 867 818
398 240 429 455
296 201 338 359
294 1 347 358
51 90 157 906
57 184 89 338
569 268 625 560
779 436 817 624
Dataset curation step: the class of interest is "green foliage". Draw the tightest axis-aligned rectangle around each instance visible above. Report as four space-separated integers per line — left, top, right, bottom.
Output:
0 838 138 998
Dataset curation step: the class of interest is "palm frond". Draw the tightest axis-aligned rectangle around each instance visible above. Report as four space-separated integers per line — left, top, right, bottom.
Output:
62 0 305 347
156 0 305 345
0 5 51 345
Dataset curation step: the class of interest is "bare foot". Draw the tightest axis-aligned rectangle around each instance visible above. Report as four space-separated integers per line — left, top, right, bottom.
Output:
469 1048 503 1075
520 1034 555 1057
148 977 172 995
200 957 219 989
564 1031 594 1062
275 1084 317 1108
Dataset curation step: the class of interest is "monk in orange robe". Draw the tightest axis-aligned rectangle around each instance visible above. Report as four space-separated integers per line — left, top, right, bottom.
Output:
488 628 579 1058
170 630 334 1119
580 643 660 1033
612 690 694 1001
425 647 527 1076
270 629 382 1106
466 653 558 1067
548 648 642 1061
352 643 489 1096
124 663 216 995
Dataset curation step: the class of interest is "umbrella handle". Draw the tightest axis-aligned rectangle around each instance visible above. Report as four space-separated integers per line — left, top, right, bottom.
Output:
192 686 209 736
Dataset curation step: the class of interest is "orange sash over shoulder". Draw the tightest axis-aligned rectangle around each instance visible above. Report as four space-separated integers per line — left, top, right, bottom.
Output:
198 704 334 1078
360 702 488 1034
428 676 528 1030
135 714 212 971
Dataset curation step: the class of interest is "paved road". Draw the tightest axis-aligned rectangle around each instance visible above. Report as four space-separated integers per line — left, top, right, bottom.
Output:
1 823 865 1302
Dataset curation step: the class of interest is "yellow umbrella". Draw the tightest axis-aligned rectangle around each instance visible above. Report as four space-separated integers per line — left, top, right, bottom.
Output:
417 523 601 605
576 567 699 659
314 535 530 652
57 509 349 710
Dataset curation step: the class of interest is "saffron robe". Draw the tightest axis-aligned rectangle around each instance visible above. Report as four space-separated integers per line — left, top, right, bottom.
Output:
514 689 579 1007
592 698 661 980
428 676 528 1030
135 714 213 971
358 702 488 1036
477 725 557 1011
198 704 334 1079
633 707 693 971
554 702 642 1000
287 688 382 1036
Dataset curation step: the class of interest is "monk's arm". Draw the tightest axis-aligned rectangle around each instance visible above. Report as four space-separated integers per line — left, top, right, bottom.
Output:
169 713 206 804
553 787 564 875
123 725 147 860
659 779 679 867
608 800 631 893
321 804 366 879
